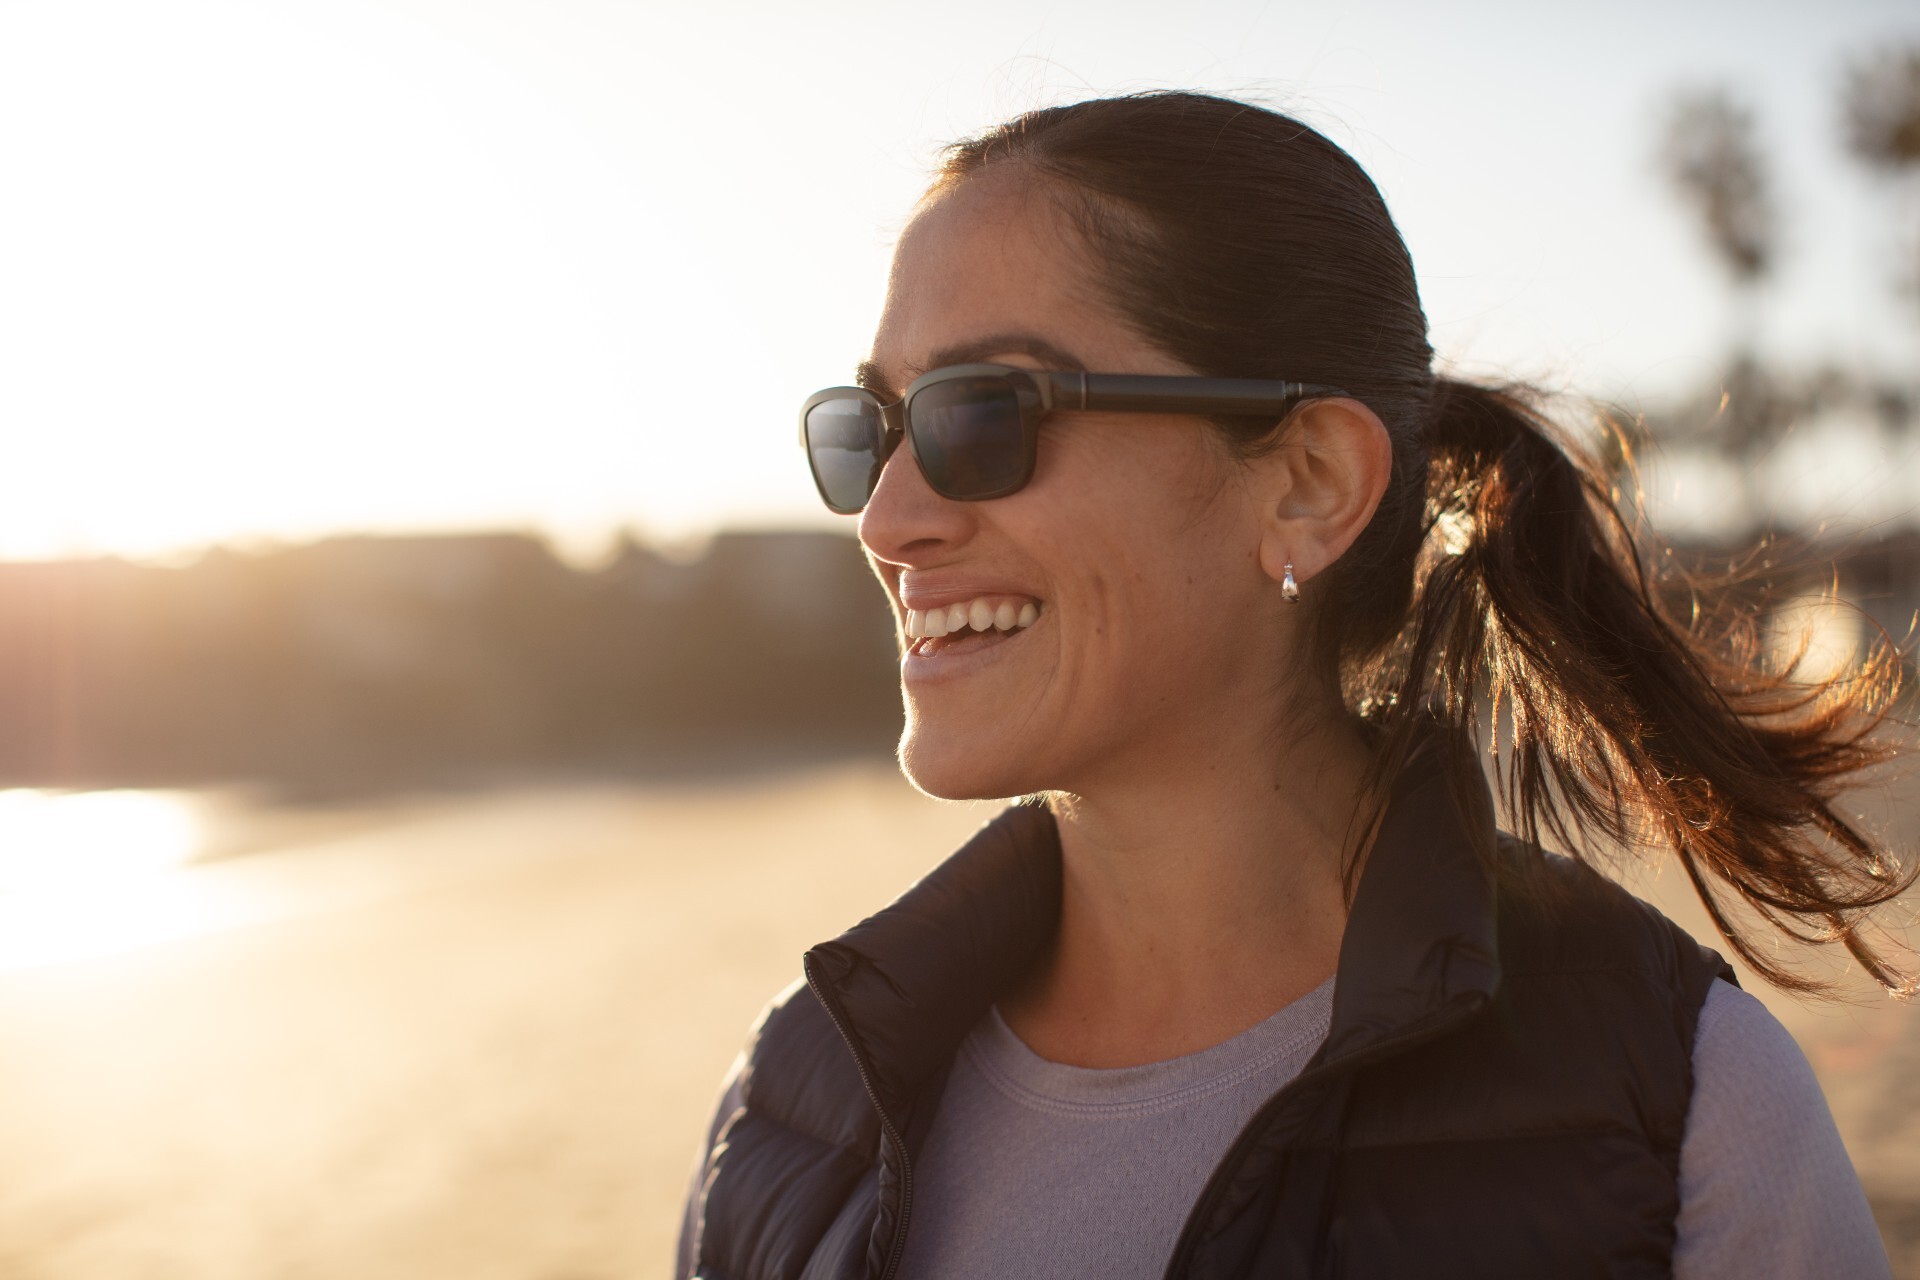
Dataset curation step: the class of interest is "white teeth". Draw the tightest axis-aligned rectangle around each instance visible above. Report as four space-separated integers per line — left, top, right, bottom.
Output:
904 596 1044 640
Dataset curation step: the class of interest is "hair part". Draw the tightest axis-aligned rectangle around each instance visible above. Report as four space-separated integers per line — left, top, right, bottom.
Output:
937 89 1916 996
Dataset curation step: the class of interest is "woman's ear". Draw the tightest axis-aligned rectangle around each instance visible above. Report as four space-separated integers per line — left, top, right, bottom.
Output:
1247 398 1393 591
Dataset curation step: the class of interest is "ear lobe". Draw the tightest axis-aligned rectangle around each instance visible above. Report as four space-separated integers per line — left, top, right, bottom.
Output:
1251 397 1393 591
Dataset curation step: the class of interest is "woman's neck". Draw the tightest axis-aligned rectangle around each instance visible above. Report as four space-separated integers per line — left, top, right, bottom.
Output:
998 710 1377 1068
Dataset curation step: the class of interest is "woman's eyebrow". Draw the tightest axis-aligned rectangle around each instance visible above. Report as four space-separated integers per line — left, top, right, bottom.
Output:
855 332 1089 399
854 359 894 397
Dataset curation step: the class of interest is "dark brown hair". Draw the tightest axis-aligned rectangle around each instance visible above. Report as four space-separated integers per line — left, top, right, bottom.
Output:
937 90 1914 996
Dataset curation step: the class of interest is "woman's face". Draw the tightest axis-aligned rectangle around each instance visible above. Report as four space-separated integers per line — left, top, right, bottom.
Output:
859 171 1302 800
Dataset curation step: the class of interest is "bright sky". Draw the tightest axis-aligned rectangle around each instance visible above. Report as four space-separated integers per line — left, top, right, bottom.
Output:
2 0 1916 565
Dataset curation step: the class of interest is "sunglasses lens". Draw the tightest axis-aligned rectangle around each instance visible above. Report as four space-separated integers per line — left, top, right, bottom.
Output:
804 396 888 513
909 376 1029 499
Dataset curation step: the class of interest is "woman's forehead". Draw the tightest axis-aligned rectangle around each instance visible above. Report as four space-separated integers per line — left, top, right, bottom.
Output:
866 176 1119 394
888 179 1072 307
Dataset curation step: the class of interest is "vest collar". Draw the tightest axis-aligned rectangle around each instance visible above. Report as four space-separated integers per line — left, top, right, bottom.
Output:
802 728 1501 1130
1317 726 1502 1065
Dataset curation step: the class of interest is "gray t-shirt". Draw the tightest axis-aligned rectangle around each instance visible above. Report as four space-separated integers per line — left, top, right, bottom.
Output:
680 978 1890 1278
897 976 1338 1277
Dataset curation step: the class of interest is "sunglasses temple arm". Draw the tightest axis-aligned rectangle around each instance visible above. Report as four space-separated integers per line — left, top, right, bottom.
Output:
1063 373 1350 415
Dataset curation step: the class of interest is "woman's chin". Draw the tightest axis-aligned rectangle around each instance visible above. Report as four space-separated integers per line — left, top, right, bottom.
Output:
896 724 1039 802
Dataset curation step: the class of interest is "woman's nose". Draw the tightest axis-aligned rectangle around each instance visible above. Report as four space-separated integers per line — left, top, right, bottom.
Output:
858 435 975 564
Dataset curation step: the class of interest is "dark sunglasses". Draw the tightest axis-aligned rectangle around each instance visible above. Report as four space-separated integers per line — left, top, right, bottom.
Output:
799 362 1349 514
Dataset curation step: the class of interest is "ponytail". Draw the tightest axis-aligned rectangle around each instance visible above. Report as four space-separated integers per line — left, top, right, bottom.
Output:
1362 376 1913 996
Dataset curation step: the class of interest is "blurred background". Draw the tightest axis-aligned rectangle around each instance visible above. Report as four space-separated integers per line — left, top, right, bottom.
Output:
2 0 1919 1275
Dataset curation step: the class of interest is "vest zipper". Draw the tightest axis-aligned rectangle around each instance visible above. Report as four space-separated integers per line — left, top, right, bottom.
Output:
1158 990 1488 1279
804 955 915 1280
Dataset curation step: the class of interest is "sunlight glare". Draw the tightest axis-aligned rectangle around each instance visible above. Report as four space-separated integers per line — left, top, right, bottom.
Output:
1767 593 1865 685
0 790 201 892
0 789 218 971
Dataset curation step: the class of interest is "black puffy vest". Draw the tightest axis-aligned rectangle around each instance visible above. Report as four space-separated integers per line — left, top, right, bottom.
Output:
688 735 1735 1279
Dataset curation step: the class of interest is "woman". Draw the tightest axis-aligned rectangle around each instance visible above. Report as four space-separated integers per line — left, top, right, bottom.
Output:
679 91 1908 1278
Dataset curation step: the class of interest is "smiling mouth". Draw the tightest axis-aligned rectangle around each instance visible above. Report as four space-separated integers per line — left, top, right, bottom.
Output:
904 595 1041 657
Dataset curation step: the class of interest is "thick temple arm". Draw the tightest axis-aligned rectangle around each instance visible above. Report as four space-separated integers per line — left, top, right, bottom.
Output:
1044 371 1349 415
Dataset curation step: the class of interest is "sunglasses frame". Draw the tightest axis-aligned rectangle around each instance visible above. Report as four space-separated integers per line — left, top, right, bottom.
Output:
799 363 1351 514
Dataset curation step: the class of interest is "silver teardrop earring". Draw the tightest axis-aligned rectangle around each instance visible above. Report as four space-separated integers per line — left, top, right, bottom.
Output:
1281 562 1300 603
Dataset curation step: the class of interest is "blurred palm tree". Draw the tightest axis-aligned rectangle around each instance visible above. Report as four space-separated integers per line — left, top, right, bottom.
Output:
1661 90 1777 293
1656 54 1920 489
1842 47 1920 317
1657 90 1781 485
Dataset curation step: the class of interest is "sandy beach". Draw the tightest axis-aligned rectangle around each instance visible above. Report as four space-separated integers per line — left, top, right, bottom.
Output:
0 760 1913 1278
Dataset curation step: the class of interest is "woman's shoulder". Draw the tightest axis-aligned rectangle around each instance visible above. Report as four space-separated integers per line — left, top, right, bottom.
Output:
742 976 838 1067
1674 978 1891 1279
716 976 878 1152
1489 832 1733 989
678 979 881 1280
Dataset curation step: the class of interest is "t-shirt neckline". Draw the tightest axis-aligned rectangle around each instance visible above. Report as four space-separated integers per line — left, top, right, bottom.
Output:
968 975 1337 1117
